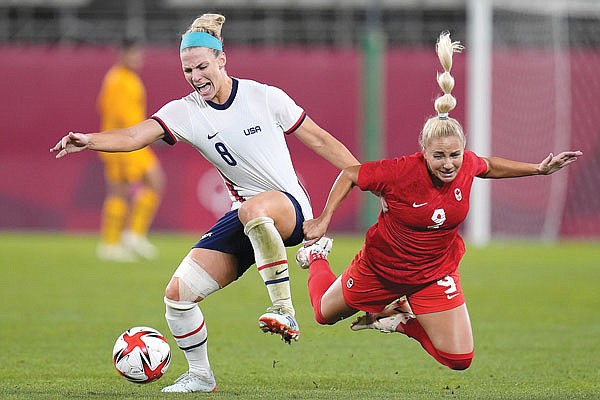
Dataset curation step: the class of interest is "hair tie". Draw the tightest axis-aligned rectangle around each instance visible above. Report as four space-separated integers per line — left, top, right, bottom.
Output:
180 31 223 52
438 113 449 120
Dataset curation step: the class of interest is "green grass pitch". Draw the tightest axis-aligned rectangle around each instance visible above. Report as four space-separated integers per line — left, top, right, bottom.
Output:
1 233 599 399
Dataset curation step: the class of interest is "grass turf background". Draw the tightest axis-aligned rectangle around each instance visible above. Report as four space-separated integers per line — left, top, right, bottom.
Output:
1 233 598 399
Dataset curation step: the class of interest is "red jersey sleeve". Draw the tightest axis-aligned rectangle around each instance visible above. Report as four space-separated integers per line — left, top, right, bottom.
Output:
463 150 488 177
357 158 406 196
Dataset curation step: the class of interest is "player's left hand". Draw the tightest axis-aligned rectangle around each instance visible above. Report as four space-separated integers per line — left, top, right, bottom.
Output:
303 216 330 246
538 150 583 175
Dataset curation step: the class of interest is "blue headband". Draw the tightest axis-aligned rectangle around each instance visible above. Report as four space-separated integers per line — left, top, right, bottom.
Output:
180 32 223 52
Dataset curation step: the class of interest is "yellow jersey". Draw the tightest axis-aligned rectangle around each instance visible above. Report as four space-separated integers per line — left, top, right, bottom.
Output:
98 64 146 130
97 64 156 182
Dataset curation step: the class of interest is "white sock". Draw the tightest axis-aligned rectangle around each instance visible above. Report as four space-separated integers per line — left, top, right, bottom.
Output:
164 298 211 376
244 216 294 316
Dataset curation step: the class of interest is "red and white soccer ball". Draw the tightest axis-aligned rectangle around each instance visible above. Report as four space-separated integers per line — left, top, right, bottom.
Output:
112 326 171 384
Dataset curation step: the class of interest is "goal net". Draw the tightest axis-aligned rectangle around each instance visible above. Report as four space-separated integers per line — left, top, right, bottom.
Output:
472 0 600 241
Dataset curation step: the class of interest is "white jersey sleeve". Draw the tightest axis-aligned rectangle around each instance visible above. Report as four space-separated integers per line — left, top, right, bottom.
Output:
266 86 306 134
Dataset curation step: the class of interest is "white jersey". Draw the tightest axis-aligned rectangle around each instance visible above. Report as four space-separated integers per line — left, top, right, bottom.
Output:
152 78 313 219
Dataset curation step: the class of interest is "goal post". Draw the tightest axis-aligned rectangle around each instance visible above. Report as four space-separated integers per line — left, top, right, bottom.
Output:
466 0 493 246
465 0 598 242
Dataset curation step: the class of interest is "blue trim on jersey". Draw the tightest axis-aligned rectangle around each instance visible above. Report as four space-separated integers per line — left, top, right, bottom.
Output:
207 78 238 110
152 116 177 145
192 191 306 278
285 111 307 135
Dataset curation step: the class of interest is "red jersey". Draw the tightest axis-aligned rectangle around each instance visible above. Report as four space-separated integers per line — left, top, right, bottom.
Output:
356 150 488 285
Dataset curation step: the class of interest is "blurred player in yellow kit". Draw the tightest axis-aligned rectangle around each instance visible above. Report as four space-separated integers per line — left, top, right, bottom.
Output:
96 38 165 262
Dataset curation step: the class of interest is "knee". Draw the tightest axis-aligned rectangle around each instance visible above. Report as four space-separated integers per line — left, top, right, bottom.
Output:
167 255 221 302
314 313 334 325
238 191 290 224
313 306 336 326
164 278 180 301
238 202 268 225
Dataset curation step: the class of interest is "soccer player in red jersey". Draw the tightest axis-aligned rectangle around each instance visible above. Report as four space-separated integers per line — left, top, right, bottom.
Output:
296 32 582 371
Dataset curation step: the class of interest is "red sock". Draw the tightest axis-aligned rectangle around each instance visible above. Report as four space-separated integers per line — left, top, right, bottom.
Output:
437 349 473 370
401 318 473 370
307 258 336 325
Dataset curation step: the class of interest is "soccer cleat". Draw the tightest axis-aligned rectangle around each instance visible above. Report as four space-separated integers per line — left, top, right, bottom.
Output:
295 236 334 269
122 231 158 260
378 297 414 318
96 243 138 262
350 312 413 333
350 297 415 333
258 305 300 344
160 371 217 393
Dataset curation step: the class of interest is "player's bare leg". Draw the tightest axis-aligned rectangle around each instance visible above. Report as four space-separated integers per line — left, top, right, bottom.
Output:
297 239 360 324
414 304 473 354
353 302 474 370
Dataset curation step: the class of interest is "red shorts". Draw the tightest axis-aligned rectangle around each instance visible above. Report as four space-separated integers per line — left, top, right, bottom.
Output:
341 252 465 314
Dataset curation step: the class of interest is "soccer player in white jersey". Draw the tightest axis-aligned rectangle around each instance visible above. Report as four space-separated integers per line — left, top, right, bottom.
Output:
51 13 359 393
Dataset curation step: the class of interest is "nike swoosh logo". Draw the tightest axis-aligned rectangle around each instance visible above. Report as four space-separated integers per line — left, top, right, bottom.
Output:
412 202 428 208
275 268 288 276
447 293 460 300
208 132 219 139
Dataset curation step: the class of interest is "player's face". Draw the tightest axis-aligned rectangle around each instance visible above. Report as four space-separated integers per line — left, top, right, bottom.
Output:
423 135 464 185
180 47 228 102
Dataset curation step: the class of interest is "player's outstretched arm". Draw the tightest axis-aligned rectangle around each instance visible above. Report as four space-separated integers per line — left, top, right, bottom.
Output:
294 116 360 169
303 165 360 245
481 150 582 179
50 119 165 159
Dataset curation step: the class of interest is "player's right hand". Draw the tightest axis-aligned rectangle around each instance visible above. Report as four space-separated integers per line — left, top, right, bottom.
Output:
50 131 90 159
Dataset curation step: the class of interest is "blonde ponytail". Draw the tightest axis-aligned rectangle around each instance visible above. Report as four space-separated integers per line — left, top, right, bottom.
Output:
434 32 463 117
419 31 466 151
